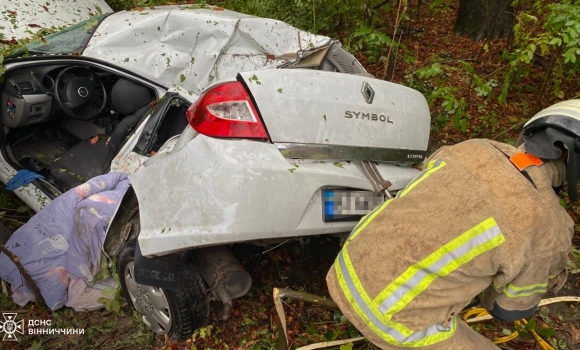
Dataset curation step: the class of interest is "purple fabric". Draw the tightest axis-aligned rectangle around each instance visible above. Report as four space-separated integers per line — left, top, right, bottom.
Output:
0 173 129 310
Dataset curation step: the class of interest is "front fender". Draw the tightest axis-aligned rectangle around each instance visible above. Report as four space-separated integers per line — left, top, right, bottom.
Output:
104 186 140 258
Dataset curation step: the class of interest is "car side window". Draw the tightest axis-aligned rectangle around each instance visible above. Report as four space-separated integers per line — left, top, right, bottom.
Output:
150 99 190 153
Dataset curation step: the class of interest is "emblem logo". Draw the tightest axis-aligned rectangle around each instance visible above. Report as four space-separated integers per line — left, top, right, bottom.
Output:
361 82 375 104
0 313 24 341
78 87 89 98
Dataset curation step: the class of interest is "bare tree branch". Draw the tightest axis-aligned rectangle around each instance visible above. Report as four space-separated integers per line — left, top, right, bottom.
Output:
0 242 46 308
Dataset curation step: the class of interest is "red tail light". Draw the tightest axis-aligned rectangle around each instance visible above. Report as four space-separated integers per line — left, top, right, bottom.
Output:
186 81 269 140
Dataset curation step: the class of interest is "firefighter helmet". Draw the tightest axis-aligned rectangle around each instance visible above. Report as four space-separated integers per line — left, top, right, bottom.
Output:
523 99 580 201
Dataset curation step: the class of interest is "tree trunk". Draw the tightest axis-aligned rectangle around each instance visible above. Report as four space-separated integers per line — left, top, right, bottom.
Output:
454 0 514 41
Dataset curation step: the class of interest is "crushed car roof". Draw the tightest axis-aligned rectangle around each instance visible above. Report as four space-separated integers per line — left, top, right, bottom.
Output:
80 5 332 97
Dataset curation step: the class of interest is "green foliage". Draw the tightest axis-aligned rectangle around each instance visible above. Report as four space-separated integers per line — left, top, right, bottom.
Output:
97 286 124 314
26 341 43 350
106 0 197 11
343 25 396 63
339 343 354 350
406 58 476 133
94 257 124 315
428 0 454 13
216 0 365 35
501 0 580 103
567 247 580 273
215 0 401 64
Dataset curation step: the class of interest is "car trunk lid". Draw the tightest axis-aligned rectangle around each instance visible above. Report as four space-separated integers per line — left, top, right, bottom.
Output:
238 70 430 163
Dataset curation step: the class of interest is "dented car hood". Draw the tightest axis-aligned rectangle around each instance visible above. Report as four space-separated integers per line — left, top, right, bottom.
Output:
82 5 332 98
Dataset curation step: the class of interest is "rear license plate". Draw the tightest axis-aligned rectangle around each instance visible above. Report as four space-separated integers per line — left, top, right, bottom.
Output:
322 189 385 222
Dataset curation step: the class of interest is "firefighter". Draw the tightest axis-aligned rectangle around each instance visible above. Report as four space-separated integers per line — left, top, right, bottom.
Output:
326 100 579 349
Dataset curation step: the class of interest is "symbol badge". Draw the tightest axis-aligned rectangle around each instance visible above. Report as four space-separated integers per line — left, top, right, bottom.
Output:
361 82 375 104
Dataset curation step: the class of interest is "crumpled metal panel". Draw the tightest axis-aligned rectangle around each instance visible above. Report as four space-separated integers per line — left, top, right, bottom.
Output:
0 0 112 40
82 5 331 98
130 134 420 257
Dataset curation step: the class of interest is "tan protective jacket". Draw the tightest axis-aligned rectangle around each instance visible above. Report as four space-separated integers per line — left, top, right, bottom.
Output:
326 139 574 348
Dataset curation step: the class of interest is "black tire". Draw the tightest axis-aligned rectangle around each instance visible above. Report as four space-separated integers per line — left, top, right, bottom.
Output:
118 242 210 341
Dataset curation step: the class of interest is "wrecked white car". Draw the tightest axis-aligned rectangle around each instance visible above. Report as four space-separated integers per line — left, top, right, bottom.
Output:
1 5 430 340
1 0 112 40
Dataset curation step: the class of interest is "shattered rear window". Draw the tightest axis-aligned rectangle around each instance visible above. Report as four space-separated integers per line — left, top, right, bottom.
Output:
26 14 107 55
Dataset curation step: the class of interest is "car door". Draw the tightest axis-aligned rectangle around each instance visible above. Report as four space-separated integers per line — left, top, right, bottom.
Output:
109 93 191 174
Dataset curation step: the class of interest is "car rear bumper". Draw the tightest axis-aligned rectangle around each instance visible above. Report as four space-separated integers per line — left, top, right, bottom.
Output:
131 134 419 257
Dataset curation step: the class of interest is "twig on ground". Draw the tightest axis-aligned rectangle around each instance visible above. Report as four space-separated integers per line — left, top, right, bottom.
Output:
0 242 46 307
261 240 289 255
0 217 27 225
382 0 407 80
492 121 525 141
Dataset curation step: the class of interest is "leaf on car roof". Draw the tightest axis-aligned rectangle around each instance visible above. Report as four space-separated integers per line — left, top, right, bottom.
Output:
180 74 186 83
333 162 344 168
249 74 262 85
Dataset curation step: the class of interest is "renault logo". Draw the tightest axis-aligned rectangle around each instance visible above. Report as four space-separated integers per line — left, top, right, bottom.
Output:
78 87 88 98
361 82 375 104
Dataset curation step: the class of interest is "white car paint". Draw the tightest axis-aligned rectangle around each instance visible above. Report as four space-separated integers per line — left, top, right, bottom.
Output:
0 0 112 40
130 134 421 257
240 69 430 152
2 6 431 259
129 69 430 257
82 5 332 100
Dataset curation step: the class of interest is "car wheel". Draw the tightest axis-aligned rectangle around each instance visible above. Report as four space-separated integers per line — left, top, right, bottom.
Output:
118 242 210 341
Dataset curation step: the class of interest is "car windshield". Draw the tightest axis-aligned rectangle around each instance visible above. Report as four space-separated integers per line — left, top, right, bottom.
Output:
25 14 107 55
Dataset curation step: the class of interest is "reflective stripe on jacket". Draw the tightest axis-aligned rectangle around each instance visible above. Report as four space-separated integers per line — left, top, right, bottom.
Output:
326 139 574 348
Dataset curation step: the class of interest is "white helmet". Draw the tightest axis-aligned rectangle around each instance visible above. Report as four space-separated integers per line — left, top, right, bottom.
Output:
523 99 580 201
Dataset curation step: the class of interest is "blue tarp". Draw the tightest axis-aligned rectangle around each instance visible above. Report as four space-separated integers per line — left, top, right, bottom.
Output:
0 173 130 310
